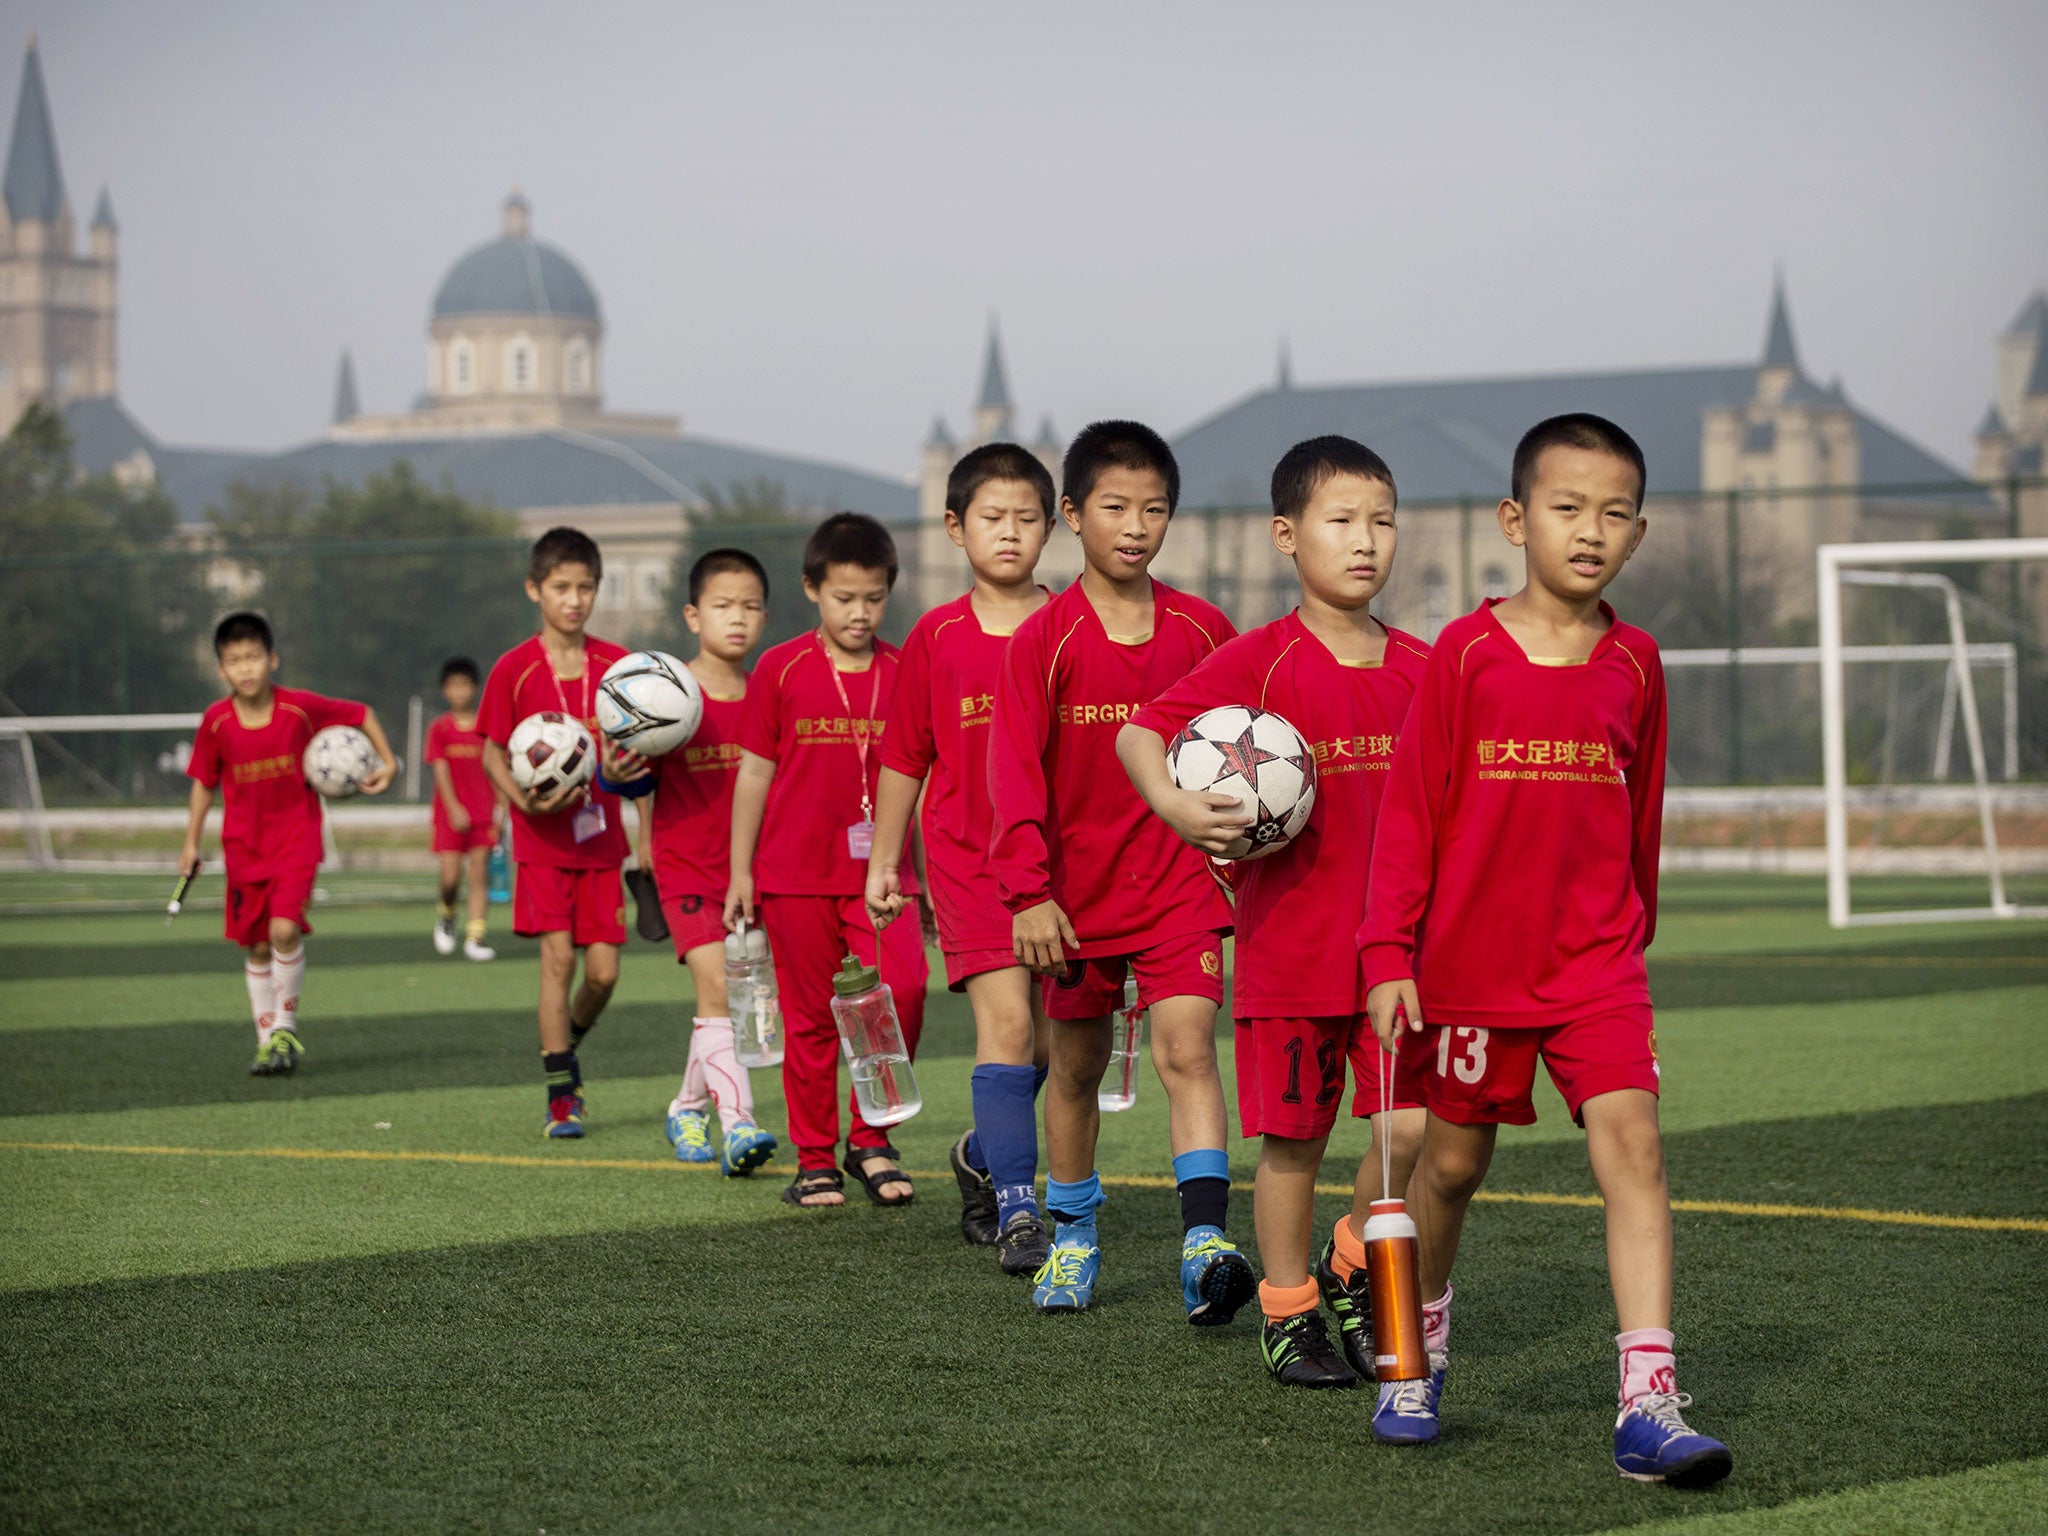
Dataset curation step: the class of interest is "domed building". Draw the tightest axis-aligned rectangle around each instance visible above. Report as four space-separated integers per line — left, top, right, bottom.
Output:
335 191 677 441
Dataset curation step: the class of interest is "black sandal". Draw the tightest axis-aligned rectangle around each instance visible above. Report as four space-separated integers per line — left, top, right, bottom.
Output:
781 1166 844 1207
842 1144 915 1208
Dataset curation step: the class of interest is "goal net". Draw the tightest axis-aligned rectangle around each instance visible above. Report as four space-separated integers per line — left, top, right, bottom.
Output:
0 714 204 872
1818 538 2048 927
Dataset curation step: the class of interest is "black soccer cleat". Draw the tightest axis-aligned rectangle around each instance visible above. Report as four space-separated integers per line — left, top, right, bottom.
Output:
1262 1310 1361 1389
1314 1233 1375 1378
950 1130 1000 1246
996 1212 1052 1276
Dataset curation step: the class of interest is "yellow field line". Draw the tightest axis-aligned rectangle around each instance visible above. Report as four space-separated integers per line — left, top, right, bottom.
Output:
3 1138 2043 1234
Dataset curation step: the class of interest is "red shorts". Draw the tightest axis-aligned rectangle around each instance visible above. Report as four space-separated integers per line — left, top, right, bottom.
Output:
662 891 728 961
513 863 626 947
944 946 1020 990
1399 1007 1660 1127
1235 1015 1423 1140
1042 929 1226 1022
224 865 317 947
431 816 497 854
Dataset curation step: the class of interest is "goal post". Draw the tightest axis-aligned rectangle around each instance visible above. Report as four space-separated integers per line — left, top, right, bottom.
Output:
1818 538 2048 928
0 713 203 872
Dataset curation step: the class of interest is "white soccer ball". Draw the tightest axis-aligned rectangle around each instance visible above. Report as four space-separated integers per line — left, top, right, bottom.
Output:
304 724 380 800
1166 705 1318 862
595 650 703 757
507 711 598 799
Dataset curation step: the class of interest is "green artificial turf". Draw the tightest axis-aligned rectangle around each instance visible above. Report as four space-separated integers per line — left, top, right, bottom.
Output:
0 872 2044 1535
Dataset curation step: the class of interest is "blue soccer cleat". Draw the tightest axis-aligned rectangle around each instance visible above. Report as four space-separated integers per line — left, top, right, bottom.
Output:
544 1096 585 1138
720 1121 778 1177
1372 1352 1446 1444
1180 1226 1256 1327
665 1108 714 1163
1613 1394 1732 1487
1031 1227 1101 1312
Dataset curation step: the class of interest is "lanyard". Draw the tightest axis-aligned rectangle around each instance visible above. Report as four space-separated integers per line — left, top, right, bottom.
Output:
547 648 589 722
818 633 881 822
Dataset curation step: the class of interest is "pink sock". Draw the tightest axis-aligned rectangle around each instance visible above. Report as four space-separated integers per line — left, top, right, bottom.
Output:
1617 1327 1677 1406
1423 1282 1453 1356
271 945 305 1033
670 1017 712 1116
244 959 275 1043
693 1016 754 1129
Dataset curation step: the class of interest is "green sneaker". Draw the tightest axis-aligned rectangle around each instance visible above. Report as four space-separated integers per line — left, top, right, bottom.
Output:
249 1029 304 1077
1314 1233 1375 1378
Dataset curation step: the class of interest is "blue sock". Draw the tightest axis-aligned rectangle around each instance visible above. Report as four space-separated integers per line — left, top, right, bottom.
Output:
962 1129 987 1174
1046 1171 1103 1234
971 1063 1040 1227
1172 1148 1230 1234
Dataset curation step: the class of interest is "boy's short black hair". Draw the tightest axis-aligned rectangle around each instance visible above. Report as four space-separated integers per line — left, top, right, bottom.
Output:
439 656 479 685
1061 420 1180 514
802 512 898 589
946 442 1055 522
1510 413 1647 507
529 525 603 583
689 547 770 605
1270 435 1397 521
213 611 273 656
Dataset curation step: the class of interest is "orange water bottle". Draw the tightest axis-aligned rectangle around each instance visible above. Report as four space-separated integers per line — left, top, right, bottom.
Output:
1364 1197 1429 1381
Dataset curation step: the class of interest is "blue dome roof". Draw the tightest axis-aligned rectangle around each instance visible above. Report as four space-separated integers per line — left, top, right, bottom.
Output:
431 198 600 322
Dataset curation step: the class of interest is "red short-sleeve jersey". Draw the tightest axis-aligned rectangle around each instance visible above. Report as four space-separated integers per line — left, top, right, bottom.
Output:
1135 610 1429 1017
187 686 367 880
425 713 497 833
649 691 745 900
988 577 1237 957
477 633 631 870
1360 599 1668 1029
880 592 1032 953
736 634 918 899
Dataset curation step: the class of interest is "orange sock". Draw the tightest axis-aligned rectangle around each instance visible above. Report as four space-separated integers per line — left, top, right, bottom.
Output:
1330 1213 1367 1285
1258 1276 1319 1323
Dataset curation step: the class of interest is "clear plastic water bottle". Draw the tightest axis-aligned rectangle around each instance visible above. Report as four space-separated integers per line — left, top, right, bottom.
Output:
726 924 784 1069
486 835 511 905
829 953 921 1127
1099 972 1145 1112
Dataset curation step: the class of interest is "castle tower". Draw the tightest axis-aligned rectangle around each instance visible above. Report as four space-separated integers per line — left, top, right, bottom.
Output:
0 36 118 429
332 349 360 426
972 319 1013 441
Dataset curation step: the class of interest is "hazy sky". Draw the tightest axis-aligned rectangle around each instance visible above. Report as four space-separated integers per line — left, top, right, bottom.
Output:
9 0 2045 479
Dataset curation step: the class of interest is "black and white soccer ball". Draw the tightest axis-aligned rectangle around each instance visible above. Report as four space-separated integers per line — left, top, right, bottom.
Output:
303 724 379 799
1166 705 1317 862
595 650 702 757
507 711 598 798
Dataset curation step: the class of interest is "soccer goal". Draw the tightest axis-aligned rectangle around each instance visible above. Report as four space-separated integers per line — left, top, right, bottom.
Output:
0 713 203 872
1818 538 2048 927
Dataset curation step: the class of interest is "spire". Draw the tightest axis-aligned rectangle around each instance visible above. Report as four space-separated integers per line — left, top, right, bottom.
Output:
1762 270 1800 373
976 318 1012 414
2002 291 2047 339
90 184 114 230
333 349 360 425
4 35 67 223
925 414 954 451
1034 414 1060 451
1976 403 2008 439
1276 336 1293 391
2026 331 2048 400
502 188 530 239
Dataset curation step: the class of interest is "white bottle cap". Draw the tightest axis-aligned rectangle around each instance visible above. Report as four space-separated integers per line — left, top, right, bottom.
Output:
745 927 769 960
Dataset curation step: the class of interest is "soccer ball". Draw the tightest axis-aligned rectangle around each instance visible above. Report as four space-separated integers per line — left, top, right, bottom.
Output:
1166 705 1317 862
507 711 598 799
304 724 380 799
595 650 702 757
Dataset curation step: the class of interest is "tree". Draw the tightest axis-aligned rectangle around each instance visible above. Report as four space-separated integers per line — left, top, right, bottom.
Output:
666 477 815 650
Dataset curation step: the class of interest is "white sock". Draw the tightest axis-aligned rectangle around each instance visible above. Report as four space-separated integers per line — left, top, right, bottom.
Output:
245 958 275 1043
271 944 305 1033
693 1016 753 1131
669 1017 712 1118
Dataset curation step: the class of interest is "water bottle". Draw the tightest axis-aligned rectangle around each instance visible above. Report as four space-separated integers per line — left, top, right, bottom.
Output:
486 832 511 905
1098 972 1145 1112
726 924 784 1069
828 953 921 1127
1364 1197 1429 1381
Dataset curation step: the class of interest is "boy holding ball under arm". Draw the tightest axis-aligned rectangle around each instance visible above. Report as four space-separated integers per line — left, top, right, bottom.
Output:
1361 414 1731 1484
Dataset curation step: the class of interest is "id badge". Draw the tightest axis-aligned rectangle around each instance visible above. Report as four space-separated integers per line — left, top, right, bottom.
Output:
572 801 607 844
846 820 875 860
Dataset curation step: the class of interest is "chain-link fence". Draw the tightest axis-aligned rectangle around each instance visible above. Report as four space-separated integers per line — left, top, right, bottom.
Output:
3 476 2043 805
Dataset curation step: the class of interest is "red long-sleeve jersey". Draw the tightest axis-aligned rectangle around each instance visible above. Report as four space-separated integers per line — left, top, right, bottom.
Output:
989 577 1236 957
1359 599 1666 1029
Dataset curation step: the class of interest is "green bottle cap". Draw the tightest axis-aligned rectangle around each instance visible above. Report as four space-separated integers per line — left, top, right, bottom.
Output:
832 953 881 998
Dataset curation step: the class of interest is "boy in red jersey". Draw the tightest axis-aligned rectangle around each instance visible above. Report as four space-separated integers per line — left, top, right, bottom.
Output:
865 443 1054 1275
988 419 1255 1322
632 548 778 1177
479 527 646 1139
426 656 504 962
1363 415 1731 1484
1123 436 1429 1395
179 611 395 1076
725 513 929 1209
